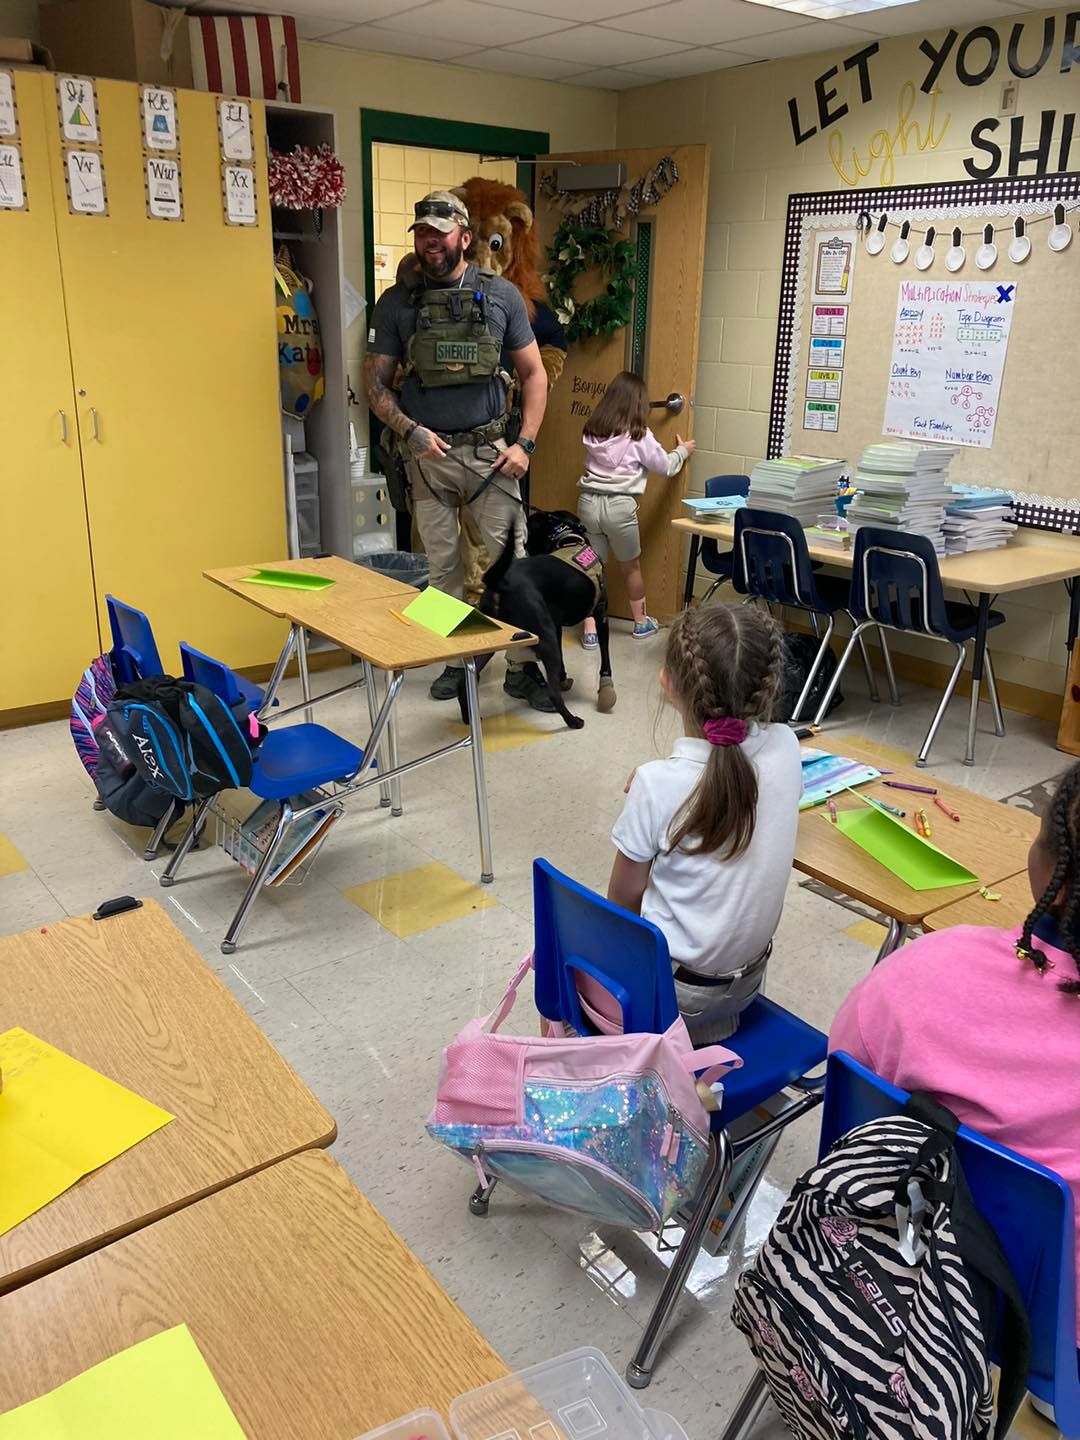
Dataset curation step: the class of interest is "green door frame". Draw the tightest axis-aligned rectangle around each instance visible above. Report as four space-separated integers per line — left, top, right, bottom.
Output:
360 109 549 311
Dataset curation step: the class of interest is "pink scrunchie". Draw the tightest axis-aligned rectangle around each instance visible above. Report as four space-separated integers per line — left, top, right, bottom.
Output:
702 717 749 747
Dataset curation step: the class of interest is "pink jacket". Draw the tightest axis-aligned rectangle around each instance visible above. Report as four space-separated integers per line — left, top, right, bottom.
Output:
829 923 1080 1341
579 429 689 497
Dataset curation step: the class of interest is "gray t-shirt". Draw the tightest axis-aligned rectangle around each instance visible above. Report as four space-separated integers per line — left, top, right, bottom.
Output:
369 264 533 433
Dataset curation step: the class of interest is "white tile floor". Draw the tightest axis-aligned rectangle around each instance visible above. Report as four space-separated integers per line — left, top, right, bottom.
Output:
0 623 1067 1436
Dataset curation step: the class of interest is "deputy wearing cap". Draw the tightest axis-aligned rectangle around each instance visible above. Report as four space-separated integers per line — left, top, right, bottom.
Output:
364 190 549 706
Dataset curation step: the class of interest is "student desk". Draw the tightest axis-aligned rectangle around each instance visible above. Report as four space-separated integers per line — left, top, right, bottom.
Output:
921 870 1033 934
674 515 1080 765
0 1151 508 1437
795 739 1039 961
0 901 335 1294
204 557 536 897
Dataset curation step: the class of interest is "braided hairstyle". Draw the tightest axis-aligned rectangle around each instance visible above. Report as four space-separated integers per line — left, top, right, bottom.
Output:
664 603 785 859
1018 761 1080 994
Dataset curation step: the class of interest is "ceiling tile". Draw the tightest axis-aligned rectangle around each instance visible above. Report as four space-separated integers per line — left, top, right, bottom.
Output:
293 16 355 38
509 23 691 62
280 0 432 17
605 0 814 43
560 66 658 87
372 0 572 42
320 23 475 56
725 18 879 57
632 45 752 74
846 0 1017 36
462 47 594 76
469 0 661 17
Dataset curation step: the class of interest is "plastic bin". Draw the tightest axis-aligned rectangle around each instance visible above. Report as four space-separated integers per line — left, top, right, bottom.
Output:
352 474 395 554
357 1410 451 1440
292 452 320 499
296 493 321 552
282 412 306 452
356 550 429 590
450 1349 687 1440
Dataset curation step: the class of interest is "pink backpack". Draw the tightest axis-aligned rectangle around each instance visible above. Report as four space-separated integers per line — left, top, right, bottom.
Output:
427 955 742 1229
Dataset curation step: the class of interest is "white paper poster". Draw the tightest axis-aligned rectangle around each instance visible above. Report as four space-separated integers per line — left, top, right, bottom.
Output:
146 156 182 219
806 369 843 401
343 278 367 328
0 71 17 138
66 148 106 214
805 400 840 432
219 98 252 161
57 75 99 144
883 279 1016 449
142 86 178 152
811 304 847 336
373 243 393 277
223 163 256 224
809 334 844 368
811 231 856 304
0 144 25 209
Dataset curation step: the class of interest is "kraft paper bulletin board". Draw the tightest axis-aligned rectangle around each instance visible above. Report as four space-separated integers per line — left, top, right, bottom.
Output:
769 172 1080 514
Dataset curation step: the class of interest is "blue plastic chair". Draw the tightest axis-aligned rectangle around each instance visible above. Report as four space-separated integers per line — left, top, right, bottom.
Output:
698 475 751 604
475 858 828 1390
720 1053 1079 1440
179 640 267 714
811 526 1006 766
732 508 882 721
160 659 367 955
106 595 164 683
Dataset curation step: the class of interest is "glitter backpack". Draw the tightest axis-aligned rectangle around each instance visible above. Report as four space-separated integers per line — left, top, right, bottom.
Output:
426 955 741 1229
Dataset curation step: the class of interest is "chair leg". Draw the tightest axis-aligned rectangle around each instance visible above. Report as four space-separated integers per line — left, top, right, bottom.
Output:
984 648 1006 738
469 1177 499 1216
626 1129 733 1390
92 798 107 812
719 1369 771 1440
790 615 834 724
873 918 907 966
856 630 879 703
700 578 722 606
143 799 177 861
916 641 965 768
878 629 901 706
159 796 213 886
812 623 868 727
220 802 292 955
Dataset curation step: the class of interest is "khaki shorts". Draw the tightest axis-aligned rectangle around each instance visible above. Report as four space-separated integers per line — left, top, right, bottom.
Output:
577 491 641 564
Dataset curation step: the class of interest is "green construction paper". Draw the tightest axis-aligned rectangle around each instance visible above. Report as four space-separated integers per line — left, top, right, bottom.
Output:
830 794 977 890
0 1325 245 1438
402 585 499 637
241 568 335 591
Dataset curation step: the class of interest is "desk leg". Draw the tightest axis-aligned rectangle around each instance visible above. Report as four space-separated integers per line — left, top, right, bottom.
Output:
258 626 298 720
873 918 906 966
683 533 701 610
363 660 393 809
964 593 991 767
296 625 313 726
385 668 402 817
464 657 494 883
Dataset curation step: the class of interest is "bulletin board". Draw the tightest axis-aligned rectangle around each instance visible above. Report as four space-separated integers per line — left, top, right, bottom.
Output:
770 172 1080 524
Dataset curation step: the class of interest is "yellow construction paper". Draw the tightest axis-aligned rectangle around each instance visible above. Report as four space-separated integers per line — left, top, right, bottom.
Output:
402 585 499 637
0 1325 245 1438
0 1028 173 1235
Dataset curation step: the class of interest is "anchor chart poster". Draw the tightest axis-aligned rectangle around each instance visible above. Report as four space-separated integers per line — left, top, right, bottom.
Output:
883 279 1016 450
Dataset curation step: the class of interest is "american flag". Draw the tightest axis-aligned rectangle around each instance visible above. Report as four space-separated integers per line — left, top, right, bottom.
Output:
189 13 301 102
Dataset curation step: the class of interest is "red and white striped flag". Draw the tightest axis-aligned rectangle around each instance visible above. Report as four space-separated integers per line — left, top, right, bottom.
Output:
189 13 301 102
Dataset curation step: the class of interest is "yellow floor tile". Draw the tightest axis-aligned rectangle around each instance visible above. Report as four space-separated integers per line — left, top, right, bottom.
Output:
844 917 887 948
0 833 28 877
344 860 497 938
840 733 916 769
450 712 553 754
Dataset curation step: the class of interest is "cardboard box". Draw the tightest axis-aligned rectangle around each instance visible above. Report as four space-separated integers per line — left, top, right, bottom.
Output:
40 0 192 88
0 38 53 69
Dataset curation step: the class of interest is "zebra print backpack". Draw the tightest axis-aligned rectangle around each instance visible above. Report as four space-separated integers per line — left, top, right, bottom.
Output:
733 1094 1030 1440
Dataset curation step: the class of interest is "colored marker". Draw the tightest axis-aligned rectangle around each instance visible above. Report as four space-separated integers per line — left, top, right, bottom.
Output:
934 796 960 822
884 780 937 795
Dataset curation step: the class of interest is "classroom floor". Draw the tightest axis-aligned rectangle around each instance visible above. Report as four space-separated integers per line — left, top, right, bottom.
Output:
0 628 1067 1437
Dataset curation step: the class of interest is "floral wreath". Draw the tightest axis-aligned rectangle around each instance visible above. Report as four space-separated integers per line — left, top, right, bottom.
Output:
545 220 635 342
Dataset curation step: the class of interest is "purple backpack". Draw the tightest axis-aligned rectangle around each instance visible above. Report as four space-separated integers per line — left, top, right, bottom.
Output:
70 654 117 779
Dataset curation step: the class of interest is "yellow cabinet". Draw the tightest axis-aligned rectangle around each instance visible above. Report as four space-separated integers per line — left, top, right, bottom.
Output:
2 72 287 718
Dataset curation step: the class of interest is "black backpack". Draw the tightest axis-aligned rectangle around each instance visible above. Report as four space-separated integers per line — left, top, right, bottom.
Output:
775 632 843 723
93 714 178 829
106 677 255 802
733 1094 1031 1440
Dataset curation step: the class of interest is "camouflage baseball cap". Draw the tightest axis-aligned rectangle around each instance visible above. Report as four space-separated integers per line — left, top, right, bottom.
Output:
408 190 470 233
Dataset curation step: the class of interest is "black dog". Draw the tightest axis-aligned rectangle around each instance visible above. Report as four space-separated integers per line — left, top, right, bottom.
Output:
458 509 616 730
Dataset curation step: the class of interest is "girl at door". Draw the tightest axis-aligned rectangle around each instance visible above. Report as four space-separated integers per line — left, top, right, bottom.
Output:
577 371 694 642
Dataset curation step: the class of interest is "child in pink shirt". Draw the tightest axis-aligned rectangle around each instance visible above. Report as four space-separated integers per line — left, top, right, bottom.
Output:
830 761 1080 1342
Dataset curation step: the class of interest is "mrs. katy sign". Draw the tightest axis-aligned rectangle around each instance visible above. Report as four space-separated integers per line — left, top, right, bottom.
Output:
789 12 1080 180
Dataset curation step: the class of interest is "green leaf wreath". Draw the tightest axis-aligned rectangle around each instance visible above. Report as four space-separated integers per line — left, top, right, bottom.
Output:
544 220 635 342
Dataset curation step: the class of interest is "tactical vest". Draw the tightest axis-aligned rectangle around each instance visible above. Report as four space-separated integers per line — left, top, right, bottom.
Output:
405 268 502 389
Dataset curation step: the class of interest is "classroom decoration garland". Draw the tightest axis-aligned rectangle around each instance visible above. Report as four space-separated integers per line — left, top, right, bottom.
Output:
539 154 679 229
544 221 635 342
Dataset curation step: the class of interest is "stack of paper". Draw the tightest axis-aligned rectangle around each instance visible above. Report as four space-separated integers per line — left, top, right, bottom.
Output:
682 495 746 522
846 441 958 555
225 792 340 886
942 489 1017 553
805 518 851 550
747 456 847 527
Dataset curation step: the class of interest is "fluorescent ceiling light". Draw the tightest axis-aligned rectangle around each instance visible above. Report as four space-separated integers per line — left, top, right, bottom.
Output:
742 0 917 17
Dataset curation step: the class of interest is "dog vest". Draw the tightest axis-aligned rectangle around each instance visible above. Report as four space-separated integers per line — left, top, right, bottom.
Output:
551 539 604 606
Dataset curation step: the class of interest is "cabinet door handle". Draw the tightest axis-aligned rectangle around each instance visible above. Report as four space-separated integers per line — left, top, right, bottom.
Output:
90 407 101 441
59 410 69 443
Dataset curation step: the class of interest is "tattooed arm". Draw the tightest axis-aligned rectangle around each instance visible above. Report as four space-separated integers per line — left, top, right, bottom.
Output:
362 353 449 460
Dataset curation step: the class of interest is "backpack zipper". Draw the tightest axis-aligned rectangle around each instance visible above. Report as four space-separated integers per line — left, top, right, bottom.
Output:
473 1138 663 1229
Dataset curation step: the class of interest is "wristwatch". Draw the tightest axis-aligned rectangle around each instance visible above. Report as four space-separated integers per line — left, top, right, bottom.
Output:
518 437 536 455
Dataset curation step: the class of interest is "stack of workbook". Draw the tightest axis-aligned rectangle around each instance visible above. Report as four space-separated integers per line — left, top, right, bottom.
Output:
804 519 851 550
942 490 1016 553
224 791 340 886
747 456 847 527
846 441 958 554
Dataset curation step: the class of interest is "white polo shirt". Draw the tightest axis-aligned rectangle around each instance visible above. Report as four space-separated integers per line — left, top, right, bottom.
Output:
612 725 801 978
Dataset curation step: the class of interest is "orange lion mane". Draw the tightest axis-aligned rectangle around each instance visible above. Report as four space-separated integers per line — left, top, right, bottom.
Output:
453 177 547 321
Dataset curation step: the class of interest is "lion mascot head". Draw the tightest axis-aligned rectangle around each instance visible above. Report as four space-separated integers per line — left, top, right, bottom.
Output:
452 177 548 321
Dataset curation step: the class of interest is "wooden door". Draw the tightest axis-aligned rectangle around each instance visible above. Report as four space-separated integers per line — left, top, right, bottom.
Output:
45 78 286 673
531 146 709 622
0 72 99 714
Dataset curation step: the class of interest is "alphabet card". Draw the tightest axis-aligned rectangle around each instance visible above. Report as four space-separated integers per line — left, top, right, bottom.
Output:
218 98 252 161
0 70 18 139
141 85 179 153
56 74 99 145
145 155 183 221
0 143 25 210
222 163 256 225
65 148 107 216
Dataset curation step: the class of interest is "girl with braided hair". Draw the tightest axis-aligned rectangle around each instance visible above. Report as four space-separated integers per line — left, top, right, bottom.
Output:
582 603 801 1044
831 760 1080 1341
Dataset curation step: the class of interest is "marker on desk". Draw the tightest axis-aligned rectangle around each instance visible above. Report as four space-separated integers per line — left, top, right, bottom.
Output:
934 796 960 822
884 780 937 795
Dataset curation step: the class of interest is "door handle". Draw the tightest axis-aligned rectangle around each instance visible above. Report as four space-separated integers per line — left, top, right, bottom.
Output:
89 407 102 441
59 410 69 443
650 392 685 415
